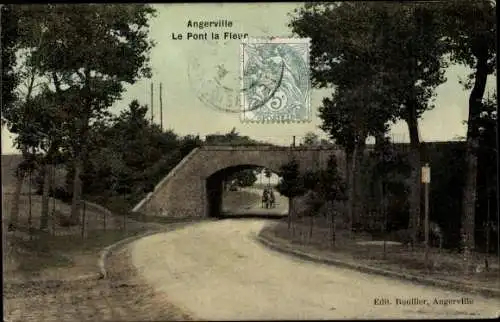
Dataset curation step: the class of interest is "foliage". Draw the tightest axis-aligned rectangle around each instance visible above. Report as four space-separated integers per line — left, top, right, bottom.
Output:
1 5 19 120
301 132 320 146
290 2 450 243
229 169 257 188
317 155 347 203
205 127 270 146
437 0 496 80
276 159 306 199
437 0 496 257
300 155 347 216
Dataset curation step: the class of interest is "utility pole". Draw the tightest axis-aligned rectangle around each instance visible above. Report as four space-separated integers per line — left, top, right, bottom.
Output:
150 82 154 124
159 83 163 132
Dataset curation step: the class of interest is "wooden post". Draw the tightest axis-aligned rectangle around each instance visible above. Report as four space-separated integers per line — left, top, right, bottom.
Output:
422 163 431 269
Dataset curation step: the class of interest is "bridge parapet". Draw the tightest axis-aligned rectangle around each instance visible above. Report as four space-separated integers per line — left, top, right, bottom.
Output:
201 145 341 151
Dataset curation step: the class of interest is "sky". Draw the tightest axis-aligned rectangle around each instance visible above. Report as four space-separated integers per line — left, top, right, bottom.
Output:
1 3 497 154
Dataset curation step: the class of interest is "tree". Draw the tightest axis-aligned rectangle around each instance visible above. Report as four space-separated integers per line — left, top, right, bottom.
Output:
1 4 20 232
380 4 448 246
290 3 398 235
476 93 497 268
372 136 411 254
23 4 157 222
264 168 272 185
300 170 323 239
231 169 258 188
1 5 19 118
319 83 393 236
27 89 66 230
205 127 269 146
2 5 53 230
276 159 306 232
437 0 496 269
290 2 449 244
317 155 347 246
302 132 320 146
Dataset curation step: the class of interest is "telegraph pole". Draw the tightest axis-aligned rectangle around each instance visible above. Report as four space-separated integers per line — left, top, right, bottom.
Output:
159 83 163 132
150 82 154 124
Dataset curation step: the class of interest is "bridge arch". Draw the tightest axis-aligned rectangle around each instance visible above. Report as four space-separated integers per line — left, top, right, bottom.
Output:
133 146 345 218
206 164 280 218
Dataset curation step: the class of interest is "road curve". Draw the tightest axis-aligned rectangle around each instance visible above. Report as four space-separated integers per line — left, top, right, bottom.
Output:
129 220 499 320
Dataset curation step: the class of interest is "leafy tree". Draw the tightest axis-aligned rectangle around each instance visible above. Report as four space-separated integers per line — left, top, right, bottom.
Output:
205 127 269 146
319 83 393 235
302 132 320 146
1 5 21 232
27 89 66 230
290 3 398 235
229 169 258 188
1 5 19 118
2 5 55 229
300 170 323 239
437 0 496 265
264 168 272 185
276 158 306 232
296 155 347 244
290 2 449 244
21 4 157 222
476 93 497 263
318 155 347 245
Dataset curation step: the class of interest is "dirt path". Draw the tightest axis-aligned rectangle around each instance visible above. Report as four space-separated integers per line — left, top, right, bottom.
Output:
4 246 191 322
226 187 289 216
129 220 500 320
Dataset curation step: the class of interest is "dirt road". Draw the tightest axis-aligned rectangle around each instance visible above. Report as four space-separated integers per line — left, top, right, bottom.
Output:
226 187 288 216
129 219 500 320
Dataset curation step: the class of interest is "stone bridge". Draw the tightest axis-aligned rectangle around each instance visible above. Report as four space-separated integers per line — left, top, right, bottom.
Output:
132 145 346 218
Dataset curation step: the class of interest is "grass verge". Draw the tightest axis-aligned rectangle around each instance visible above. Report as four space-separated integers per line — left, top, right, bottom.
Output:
262 220 500 292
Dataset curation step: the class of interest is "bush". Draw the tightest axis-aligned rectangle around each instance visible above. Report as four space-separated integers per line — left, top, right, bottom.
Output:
52 186 73 203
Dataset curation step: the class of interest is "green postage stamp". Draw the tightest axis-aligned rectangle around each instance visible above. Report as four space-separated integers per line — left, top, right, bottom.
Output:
240 37 311 123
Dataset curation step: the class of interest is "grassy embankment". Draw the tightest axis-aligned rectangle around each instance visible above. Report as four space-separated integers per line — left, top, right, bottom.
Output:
262 196 499 290
3 192 155 281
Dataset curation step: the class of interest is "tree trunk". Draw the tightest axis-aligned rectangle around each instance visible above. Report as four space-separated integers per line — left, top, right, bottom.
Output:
287 197 293 231
462 54 489 273
347 145 358 238
309 214 314 240
9 167 24 230
70 158 83 223
353 139 366 230
329 202 336 247
40 163 51 230
484 195 490 271
405 101 422 248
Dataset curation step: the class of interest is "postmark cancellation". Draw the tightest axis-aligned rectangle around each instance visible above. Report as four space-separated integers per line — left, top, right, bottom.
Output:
240 37 311 123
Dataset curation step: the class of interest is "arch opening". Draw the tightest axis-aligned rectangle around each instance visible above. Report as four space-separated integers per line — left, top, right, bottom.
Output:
205 164 288 218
